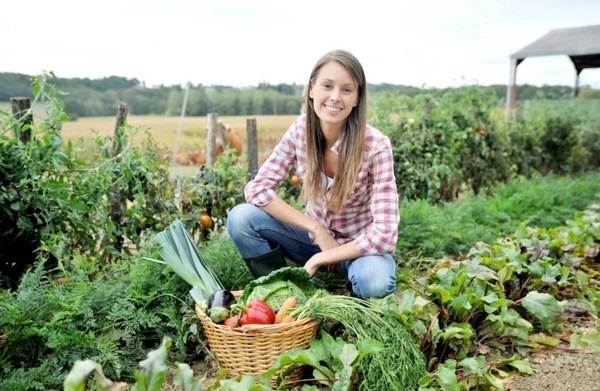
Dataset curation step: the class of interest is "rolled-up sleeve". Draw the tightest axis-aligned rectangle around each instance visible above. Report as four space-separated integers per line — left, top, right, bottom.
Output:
245 118 302 206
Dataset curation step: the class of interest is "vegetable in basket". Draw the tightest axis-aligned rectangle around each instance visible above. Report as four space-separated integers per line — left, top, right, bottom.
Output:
239 267 316 311
208 290 236 309
275 297 297 323
223 315 241 329
235 299 276 325
207 289 236 323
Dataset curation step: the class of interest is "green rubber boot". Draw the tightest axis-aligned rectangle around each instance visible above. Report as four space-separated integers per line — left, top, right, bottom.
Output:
243 245 287 278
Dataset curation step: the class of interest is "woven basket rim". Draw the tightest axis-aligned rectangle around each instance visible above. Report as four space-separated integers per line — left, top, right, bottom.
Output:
195 304 317 333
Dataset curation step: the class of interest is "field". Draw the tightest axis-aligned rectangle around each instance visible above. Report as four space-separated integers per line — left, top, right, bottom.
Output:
60 114 297 155
0 100 296 164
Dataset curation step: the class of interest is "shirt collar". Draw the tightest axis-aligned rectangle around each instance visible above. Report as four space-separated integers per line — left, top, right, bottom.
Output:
330 138 342 153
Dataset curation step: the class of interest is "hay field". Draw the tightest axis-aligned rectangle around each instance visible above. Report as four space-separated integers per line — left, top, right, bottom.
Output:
60 115 297 155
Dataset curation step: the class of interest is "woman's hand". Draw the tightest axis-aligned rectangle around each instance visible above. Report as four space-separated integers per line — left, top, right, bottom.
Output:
312 224 338 252
303 256 320 276
304 225 339 275
303 250 337 276
303 254 328 276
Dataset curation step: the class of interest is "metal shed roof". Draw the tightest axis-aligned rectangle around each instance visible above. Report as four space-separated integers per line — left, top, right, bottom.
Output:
512 24 600 59
511 24 600 72
506 24 600 117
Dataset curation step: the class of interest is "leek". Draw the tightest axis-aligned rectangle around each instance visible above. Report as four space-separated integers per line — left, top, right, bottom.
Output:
145 219 224 302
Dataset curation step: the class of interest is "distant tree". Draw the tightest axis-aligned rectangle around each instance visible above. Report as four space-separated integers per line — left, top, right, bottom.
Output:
275 83 298 95
195 85 211 116
166 89 185 116
121 87 169 115
0 73 32 100
261 90 277 115
3 72 593 118
578 87 600 99
368 83 422 97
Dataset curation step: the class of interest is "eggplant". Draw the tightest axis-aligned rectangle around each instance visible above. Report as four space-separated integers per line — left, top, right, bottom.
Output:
208 289 236 310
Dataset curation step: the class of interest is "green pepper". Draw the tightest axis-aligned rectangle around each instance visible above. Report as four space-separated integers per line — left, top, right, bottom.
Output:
239 299 276 325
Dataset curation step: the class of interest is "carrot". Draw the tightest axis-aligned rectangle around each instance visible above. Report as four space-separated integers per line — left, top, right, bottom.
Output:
275 297 297 323
280 314 294 323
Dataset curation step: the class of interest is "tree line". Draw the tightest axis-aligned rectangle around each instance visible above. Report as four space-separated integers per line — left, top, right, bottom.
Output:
1 72 599 119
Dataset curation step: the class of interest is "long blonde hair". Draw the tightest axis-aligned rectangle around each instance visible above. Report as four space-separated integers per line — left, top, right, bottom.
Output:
303 49 368 212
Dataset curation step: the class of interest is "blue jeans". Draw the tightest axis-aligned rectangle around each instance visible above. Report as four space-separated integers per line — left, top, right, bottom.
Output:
226 203 397 299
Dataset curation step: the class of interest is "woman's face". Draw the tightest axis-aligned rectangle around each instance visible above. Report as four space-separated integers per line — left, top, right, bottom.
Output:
309 61 358 129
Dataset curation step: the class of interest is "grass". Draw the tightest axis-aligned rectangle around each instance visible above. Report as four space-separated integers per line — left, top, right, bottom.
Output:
397 171 600 263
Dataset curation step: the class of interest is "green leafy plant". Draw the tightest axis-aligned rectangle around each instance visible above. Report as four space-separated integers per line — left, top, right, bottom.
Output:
177 149 248 238
370 86 511 203
292 291 426 390
418 354 533 391
0 74 181 286
0 253 192 390
0 75 103 286
389 203 600 389
64 337 218 391
266 331 383 390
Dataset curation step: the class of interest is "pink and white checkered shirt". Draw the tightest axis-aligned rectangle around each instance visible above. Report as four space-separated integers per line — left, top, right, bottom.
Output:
245 114 399 256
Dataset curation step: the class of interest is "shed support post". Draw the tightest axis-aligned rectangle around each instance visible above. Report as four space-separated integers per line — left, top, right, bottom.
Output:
506 57 520 120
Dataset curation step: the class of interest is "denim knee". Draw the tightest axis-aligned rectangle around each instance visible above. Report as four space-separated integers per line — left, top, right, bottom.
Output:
226 203 257 239
352 272 396 299
346 255 396 299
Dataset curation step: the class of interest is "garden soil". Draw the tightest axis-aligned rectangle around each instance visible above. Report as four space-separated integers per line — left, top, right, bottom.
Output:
506 349 600 391
506 319 600 391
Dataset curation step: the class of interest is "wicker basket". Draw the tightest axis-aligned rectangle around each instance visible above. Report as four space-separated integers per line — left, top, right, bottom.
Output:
196 302 319 384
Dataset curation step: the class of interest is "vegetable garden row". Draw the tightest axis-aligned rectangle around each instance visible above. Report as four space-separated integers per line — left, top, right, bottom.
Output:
1 76 599 390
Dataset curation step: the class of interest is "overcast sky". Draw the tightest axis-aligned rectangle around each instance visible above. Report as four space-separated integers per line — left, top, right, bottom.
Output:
2 0 599 89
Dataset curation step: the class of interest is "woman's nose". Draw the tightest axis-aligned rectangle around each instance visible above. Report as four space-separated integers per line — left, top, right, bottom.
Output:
330 88 341 100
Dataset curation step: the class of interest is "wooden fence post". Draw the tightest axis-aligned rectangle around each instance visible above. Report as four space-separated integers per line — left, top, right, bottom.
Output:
246 118 258 178
112 103 128 156
207 113 218 166
423 97 431 116
10 97 33 143
110 103 129 255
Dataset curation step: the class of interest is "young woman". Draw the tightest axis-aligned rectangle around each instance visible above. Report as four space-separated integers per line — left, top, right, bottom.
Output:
226 49 399 299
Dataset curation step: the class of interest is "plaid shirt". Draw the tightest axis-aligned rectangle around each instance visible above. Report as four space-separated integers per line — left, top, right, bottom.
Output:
245 114 399 256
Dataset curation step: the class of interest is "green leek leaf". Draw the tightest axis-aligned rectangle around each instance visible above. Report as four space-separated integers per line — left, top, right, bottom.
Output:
150 219 223 302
